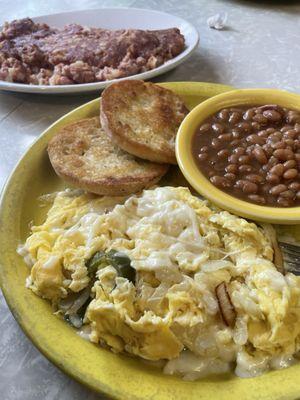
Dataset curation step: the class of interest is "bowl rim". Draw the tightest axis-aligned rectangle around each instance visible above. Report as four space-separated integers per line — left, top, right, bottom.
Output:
176 88 300 224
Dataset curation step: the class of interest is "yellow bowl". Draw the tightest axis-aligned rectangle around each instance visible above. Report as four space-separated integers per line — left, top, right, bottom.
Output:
176 88 300 224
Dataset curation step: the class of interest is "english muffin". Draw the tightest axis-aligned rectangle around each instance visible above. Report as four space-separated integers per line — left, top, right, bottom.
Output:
100 80 189 164
47 117 169 196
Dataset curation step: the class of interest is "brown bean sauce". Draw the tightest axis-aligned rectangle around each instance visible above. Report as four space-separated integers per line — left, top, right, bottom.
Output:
192 104 300 207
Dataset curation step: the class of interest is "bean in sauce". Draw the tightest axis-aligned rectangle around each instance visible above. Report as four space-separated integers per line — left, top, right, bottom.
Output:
192 104 300 207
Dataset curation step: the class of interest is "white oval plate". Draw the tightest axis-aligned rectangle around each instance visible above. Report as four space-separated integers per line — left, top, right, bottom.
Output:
0 8 199 95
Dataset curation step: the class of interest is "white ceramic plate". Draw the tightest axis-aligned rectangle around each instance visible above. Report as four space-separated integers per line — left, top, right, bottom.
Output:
0 8 199 95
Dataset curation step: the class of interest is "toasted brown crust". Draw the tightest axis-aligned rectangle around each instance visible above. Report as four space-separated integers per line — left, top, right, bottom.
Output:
100 80 189 164
47 117 169 196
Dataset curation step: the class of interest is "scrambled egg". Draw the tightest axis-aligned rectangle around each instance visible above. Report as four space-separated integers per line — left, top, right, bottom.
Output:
19 186 300 379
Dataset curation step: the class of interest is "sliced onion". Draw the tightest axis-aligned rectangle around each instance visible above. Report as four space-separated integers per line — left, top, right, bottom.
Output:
68 314 83 329
260 223 284 274
215 282 236 327
59 286 91 314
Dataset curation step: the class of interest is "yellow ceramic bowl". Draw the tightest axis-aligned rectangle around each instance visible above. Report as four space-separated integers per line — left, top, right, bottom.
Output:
176 88 300 224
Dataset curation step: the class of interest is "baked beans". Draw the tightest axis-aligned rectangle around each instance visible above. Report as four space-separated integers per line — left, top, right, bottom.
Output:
192 104 300 207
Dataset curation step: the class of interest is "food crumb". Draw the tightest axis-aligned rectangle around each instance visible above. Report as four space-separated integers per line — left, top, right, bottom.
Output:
207 13 228 30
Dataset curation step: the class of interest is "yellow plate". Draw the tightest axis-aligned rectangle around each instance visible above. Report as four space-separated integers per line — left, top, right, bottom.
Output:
1 81 300 400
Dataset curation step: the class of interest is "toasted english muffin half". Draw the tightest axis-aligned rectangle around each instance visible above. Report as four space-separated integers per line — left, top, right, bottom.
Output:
47 117 169 196
100 80 189 164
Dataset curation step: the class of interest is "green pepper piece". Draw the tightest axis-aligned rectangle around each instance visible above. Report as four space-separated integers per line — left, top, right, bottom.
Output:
86 251 107 276
86 249 135 283
108 250 135 283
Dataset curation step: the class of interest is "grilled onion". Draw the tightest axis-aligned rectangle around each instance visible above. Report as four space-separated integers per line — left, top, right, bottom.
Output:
215 281 236 327
260 223 284 274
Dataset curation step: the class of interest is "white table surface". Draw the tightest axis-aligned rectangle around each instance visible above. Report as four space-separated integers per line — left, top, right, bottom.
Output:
1 0 300 399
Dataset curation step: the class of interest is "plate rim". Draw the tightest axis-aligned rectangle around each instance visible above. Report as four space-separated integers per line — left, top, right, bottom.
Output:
0 8 199 94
